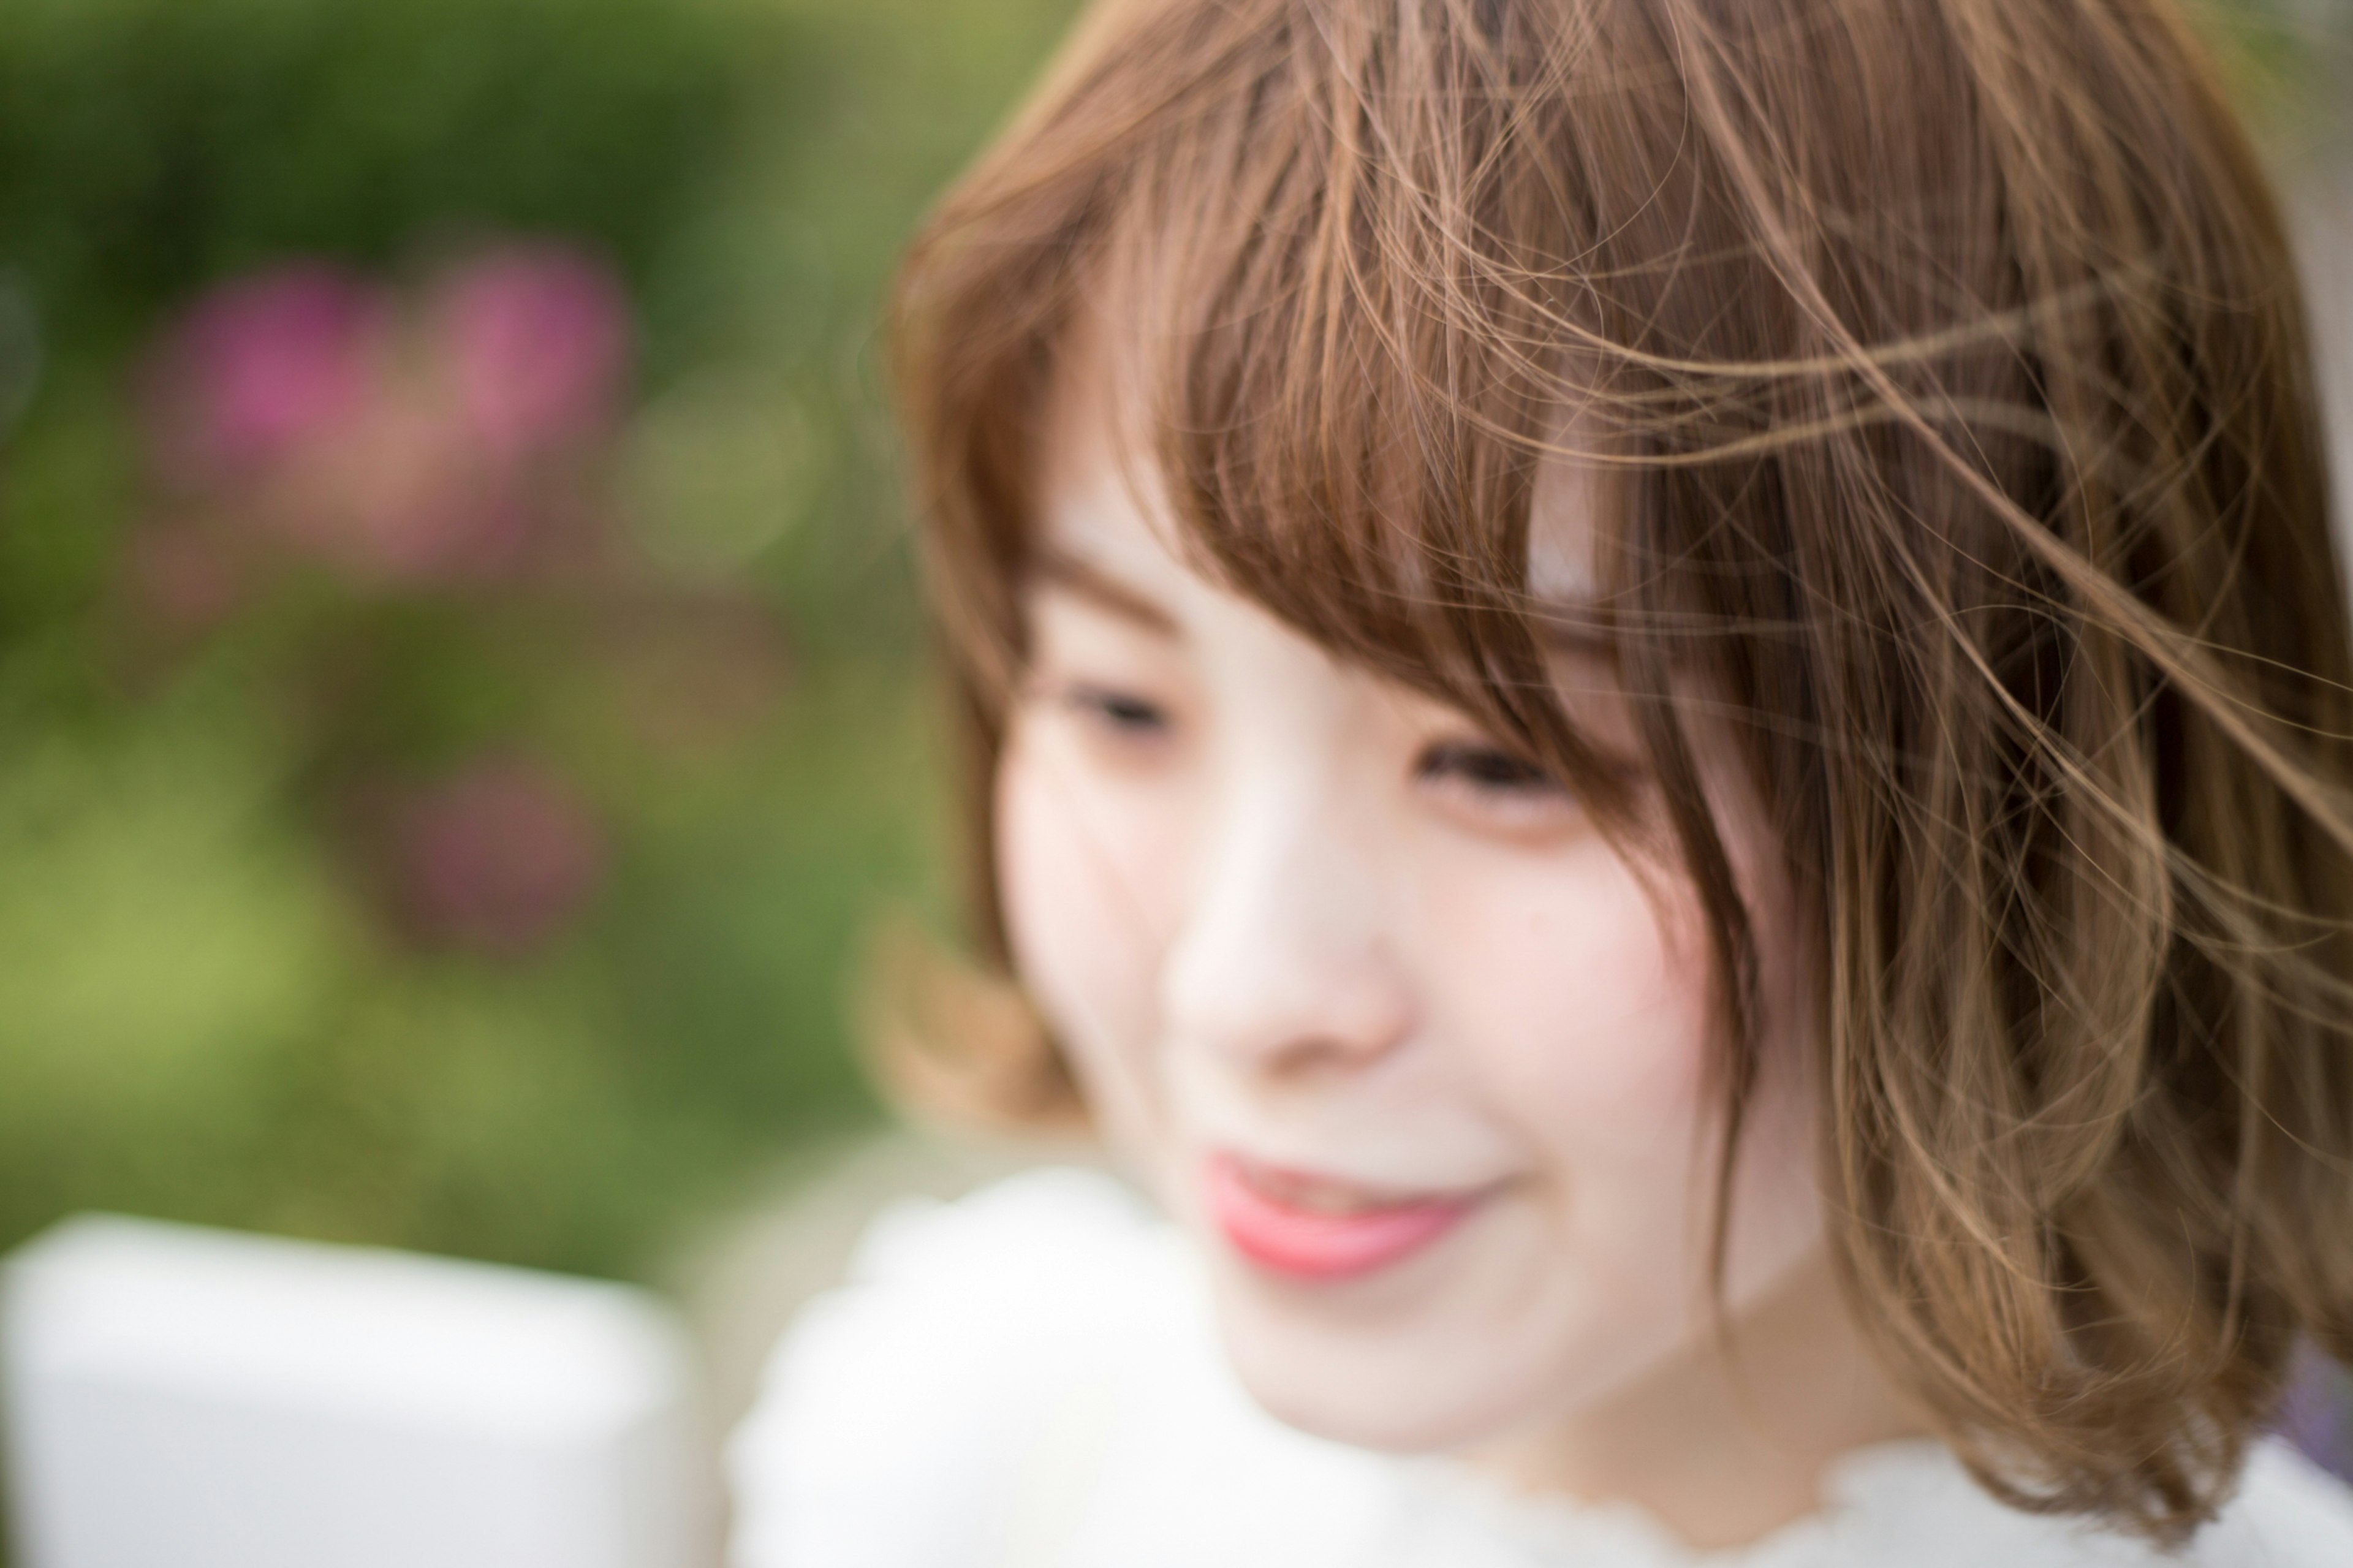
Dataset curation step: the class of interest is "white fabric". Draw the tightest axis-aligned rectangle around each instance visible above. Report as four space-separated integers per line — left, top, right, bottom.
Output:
729 1167 2353 1568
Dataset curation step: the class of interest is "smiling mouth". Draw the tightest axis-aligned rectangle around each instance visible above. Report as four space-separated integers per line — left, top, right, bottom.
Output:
1203 1152 1485 1281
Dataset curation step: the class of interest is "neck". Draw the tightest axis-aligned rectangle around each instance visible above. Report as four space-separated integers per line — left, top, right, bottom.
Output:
1464 1254 1924 1551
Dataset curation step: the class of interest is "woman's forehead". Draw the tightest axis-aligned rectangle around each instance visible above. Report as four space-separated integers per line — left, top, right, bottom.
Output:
1529 432 1610 606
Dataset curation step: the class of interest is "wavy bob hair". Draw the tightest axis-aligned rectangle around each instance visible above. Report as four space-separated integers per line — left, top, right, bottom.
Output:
887 0 2353 1545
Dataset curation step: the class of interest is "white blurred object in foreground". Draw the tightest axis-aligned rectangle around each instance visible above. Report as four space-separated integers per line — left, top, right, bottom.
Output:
1 1213 705 1568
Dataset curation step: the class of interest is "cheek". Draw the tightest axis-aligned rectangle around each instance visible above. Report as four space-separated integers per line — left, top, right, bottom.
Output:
995 732 1182 1143
1422 847 1716 1168
1417 838 1822 1301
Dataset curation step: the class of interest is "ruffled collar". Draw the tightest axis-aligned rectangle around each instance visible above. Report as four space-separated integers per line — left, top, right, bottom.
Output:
1387 1439 1996 1566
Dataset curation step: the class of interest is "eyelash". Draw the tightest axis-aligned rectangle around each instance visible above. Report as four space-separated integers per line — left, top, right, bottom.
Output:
1061 684 1170 735
1415 741 1564 797
1048 683 1569 806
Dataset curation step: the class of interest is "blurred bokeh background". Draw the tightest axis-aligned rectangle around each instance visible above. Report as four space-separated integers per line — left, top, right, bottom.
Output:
0 0 1099 1286
0 0 2347 1542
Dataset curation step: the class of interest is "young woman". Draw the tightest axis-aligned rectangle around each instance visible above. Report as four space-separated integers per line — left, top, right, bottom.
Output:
732 1 2353 1561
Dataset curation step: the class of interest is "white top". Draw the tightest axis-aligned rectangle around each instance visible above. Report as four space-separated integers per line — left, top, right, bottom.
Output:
729 1168 2353 1568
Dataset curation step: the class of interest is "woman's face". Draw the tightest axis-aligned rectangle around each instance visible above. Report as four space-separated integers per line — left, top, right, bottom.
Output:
994 362 1828 1455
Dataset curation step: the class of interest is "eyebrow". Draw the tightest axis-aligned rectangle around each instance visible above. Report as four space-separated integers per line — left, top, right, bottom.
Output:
1027 546 1181 636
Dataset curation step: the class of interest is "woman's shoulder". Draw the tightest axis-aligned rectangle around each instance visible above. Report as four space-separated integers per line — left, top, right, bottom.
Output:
1807 1436 2353 1568
2197 1438 2353 1566
1382 1437 2353 1568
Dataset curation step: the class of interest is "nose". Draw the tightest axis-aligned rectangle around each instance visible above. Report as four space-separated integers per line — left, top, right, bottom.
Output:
1158 768 1416 1081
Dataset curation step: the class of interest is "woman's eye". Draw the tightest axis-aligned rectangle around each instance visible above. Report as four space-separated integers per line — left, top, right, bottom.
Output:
1063 684 1170 736
1415 741 1563 797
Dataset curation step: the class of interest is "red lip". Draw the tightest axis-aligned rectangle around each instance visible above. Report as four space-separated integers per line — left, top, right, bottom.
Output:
1203 1153 1479 1281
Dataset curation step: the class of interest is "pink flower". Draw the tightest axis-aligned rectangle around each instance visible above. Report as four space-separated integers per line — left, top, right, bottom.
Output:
435 246 631 461
267 389 541 585
132 244 637 597
145 265 388 486
389 757 605 956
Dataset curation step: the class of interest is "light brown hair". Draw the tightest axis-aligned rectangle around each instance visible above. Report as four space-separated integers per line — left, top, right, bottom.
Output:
887 0 2353 1543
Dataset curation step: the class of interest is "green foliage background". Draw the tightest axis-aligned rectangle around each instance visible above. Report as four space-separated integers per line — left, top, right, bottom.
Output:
0 0 1082 1286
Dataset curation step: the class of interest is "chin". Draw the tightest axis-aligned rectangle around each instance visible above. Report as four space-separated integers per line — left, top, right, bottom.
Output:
1207 1278 1551 1455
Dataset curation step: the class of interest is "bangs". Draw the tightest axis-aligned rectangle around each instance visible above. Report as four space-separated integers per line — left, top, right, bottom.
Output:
903 0 1755 827
1093 21 1640 806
